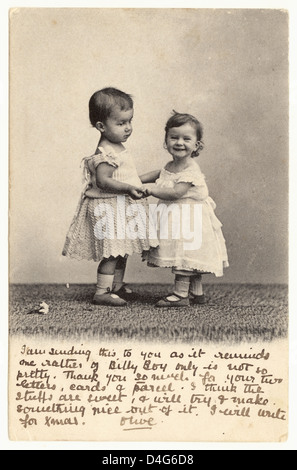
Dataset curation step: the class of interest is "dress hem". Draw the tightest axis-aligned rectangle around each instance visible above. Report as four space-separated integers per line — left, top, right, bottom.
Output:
62 245 158 262
145 258 229 277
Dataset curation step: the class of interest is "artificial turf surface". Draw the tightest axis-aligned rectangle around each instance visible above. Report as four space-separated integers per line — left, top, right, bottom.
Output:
9 283 288 344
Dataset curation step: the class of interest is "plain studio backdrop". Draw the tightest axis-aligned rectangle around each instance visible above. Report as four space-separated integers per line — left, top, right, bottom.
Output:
9 8 288 285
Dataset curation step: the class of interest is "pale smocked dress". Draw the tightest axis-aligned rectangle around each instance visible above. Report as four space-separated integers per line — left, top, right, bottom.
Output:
147 161 229 277
62 146 158 261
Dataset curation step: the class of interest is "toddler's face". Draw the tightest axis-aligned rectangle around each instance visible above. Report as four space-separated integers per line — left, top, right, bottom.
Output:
166 123 199 159
102 106 133 143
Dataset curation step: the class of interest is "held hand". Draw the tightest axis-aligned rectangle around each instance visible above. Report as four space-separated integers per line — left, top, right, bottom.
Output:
128 187 146 199
140 184 153 198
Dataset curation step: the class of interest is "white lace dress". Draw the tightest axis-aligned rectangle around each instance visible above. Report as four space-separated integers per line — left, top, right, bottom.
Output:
146 161 229 277
62 146 158 261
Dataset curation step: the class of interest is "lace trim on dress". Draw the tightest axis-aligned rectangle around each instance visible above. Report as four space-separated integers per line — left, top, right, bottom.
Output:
146 258 225 277
175 170 206 187
156 168 206 188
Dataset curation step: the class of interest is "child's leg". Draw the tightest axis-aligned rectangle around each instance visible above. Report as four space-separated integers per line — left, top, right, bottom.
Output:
113 256 127 292
171 274 191 299
98 256 119 275
155 274 190 307
190 274 203 296
112 256 138 300
190 274 206 304
96 257 119 294
93 257 126 306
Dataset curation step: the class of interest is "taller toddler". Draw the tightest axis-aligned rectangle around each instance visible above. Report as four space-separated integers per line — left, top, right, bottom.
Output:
62 87 158 306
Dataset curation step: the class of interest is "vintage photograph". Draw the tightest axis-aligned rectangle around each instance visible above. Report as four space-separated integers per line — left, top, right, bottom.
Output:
7 7 290 444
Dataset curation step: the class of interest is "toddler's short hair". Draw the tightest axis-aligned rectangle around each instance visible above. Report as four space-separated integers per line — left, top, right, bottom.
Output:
165 110 204 157
89 87 133 127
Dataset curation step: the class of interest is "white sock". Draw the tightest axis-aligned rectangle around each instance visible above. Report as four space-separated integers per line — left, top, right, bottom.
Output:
170 278 190 300
190 275 203 296
95 273 114 296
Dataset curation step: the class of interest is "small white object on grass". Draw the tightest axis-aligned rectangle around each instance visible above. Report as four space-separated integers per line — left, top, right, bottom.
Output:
39 301 49 315
66 283 70 288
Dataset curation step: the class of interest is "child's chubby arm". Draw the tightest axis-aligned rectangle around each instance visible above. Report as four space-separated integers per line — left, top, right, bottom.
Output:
140 170 161 184
96 163 144 199
143 182 192 200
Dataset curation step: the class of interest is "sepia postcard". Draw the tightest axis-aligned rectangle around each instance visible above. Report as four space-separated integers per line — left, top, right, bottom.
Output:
5 4 296 450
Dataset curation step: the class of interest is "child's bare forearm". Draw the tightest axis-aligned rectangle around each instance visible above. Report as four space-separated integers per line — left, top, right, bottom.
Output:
97 177 134 194
148 182 192 200
149 187 179 200
150 187 178 200
140 170 161 183
96 163 138 194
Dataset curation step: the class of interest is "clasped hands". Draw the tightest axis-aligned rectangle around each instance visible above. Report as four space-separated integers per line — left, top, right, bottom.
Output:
129 184 153 200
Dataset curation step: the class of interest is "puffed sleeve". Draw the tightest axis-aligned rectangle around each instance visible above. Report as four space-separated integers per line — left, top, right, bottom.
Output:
81 146 120 192
176 168 206 187
92 146 120 169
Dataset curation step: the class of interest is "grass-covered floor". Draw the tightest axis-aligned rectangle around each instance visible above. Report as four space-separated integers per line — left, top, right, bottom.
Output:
9 283 288 344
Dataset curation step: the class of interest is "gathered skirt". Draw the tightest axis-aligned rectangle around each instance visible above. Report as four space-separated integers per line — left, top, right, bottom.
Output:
145 197 229 277
62 194 159 261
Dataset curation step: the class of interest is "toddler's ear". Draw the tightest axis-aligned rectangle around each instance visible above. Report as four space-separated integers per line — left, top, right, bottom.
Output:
194 141 204 154
95 121 105 132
